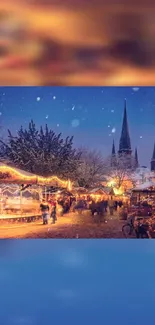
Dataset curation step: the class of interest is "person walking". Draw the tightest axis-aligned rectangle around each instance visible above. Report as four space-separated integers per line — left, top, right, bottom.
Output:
42 210 50 225
108 198 114 216
51 205 57 224
40 200 50 225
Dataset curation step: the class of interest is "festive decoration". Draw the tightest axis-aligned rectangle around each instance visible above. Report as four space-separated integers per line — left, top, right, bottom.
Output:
0 164 37 184
0 163 72 188
37 175 68 187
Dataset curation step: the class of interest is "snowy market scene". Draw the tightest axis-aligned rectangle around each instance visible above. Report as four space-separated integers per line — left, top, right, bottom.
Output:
0 86 155 238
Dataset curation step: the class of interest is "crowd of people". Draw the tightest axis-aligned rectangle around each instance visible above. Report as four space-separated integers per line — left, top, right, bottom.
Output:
40 196 76 225
39 195 126 225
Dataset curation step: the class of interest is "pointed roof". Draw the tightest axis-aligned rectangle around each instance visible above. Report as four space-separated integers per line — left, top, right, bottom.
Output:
112 139 116 155
134 147 139 168
119 99 132 153
151 142 155 161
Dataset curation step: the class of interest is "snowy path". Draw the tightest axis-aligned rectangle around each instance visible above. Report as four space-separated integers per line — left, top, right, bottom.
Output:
0 212 124 238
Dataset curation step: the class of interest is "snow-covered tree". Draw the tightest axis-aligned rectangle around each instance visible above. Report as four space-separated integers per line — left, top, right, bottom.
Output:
77 148 105 188
104 153 135 189
0 120 81 180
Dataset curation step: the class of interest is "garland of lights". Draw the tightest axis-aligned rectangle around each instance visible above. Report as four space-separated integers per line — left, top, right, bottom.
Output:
0 165 72 189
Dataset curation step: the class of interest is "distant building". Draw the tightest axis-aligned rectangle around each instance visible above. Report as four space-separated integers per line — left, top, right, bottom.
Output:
110 99 139 169
151 143 155 171
118 99 132 156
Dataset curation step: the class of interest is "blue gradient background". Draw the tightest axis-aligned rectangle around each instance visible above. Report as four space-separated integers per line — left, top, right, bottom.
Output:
0 240 155 325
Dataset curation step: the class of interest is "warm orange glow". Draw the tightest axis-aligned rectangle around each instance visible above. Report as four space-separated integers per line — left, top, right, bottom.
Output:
37 175 68 187
0 165 37 183
67 179 72 191
107 179 116 187
113 187 123 195
0 164 72 189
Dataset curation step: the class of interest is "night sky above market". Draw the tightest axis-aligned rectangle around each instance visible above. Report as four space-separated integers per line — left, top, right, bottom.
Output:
0 86 155 166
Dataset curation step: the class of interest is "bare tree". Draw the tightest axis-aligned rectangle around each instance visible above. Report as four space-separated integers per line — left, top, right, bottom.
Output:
103 153 135 189
77 148 105 188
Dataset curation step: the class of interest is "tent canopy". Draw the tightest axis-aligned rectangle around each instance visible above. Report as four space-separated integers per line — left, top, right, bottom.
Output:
0 163 70 188
0 163 37 184
88 188 107 195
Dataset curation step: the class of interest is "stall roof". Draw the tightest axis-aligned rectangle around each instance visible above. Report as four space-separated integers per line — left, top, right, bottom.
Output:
133 180 155 191
0 163 70 188
0 163 37 184
88 187 107 195
73 187 88 193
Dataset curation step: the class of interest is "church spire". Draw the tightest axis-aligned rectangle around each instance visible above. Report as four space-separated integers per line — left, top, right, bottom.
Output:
118 99 132 155
151 142 155 171
134 147 139 169
112 139 116 155
111 139 117 167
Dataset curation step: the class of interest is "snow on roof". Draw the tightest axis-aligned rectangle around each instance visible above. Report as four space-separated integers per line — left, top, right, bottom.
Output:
89 187 107 194
0 162 37 178
131 167 155 183
133 180 155 190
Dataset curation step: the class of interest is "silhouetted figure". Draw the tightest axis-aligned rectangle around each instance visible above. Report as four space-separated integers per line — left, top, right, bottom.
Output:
51 206 57 224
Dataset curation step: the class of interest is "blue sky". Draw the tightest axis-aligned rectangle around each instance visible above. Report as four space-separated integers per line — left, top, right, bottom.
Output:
0 240 155 325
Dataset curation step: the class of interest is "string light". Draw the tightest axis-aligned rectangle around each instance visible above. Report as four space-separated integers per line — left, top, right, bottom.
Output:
0 165 37 183
0 164 72 188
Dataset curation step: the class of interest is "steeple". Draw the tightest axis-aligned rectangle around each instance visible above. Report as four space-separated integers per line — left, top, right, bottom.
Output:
134 147 139 169
118 99 132 155
112 139 116 156
151 142 155 171
111 139 117 167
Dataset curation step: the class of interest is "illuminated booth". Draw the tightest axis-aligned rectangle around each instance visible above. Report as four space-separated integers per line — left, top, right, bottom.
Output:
0 163 72 221
131 181 155 206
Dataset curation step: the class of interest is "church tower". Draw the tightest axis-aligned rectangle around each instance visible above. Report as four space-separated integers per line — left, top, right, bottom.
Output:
134 147 139 169
111 139 117 167
118 99 132 156
151 143 155 171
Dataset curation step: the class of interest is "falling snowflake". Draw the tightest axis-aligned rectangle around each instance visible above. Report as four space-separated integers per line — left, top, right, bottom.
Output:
132 87 140 91
108 125 110 128
0 112 2 116
71 106 75 111
36 97 41 101
112 127 116 133
57 123 60 127
71 119 80 128
140 135 143 138
53 96 56 100
102 107 104 110
111 109 114 113
45 115 49 119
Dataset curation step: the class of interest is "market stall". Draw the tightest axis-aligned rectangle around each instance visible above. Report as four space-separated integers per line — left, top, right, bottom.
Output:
88 188 108 202
131 181 155 205
0 163 40 220
0 163 72 221
72 187 88 199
